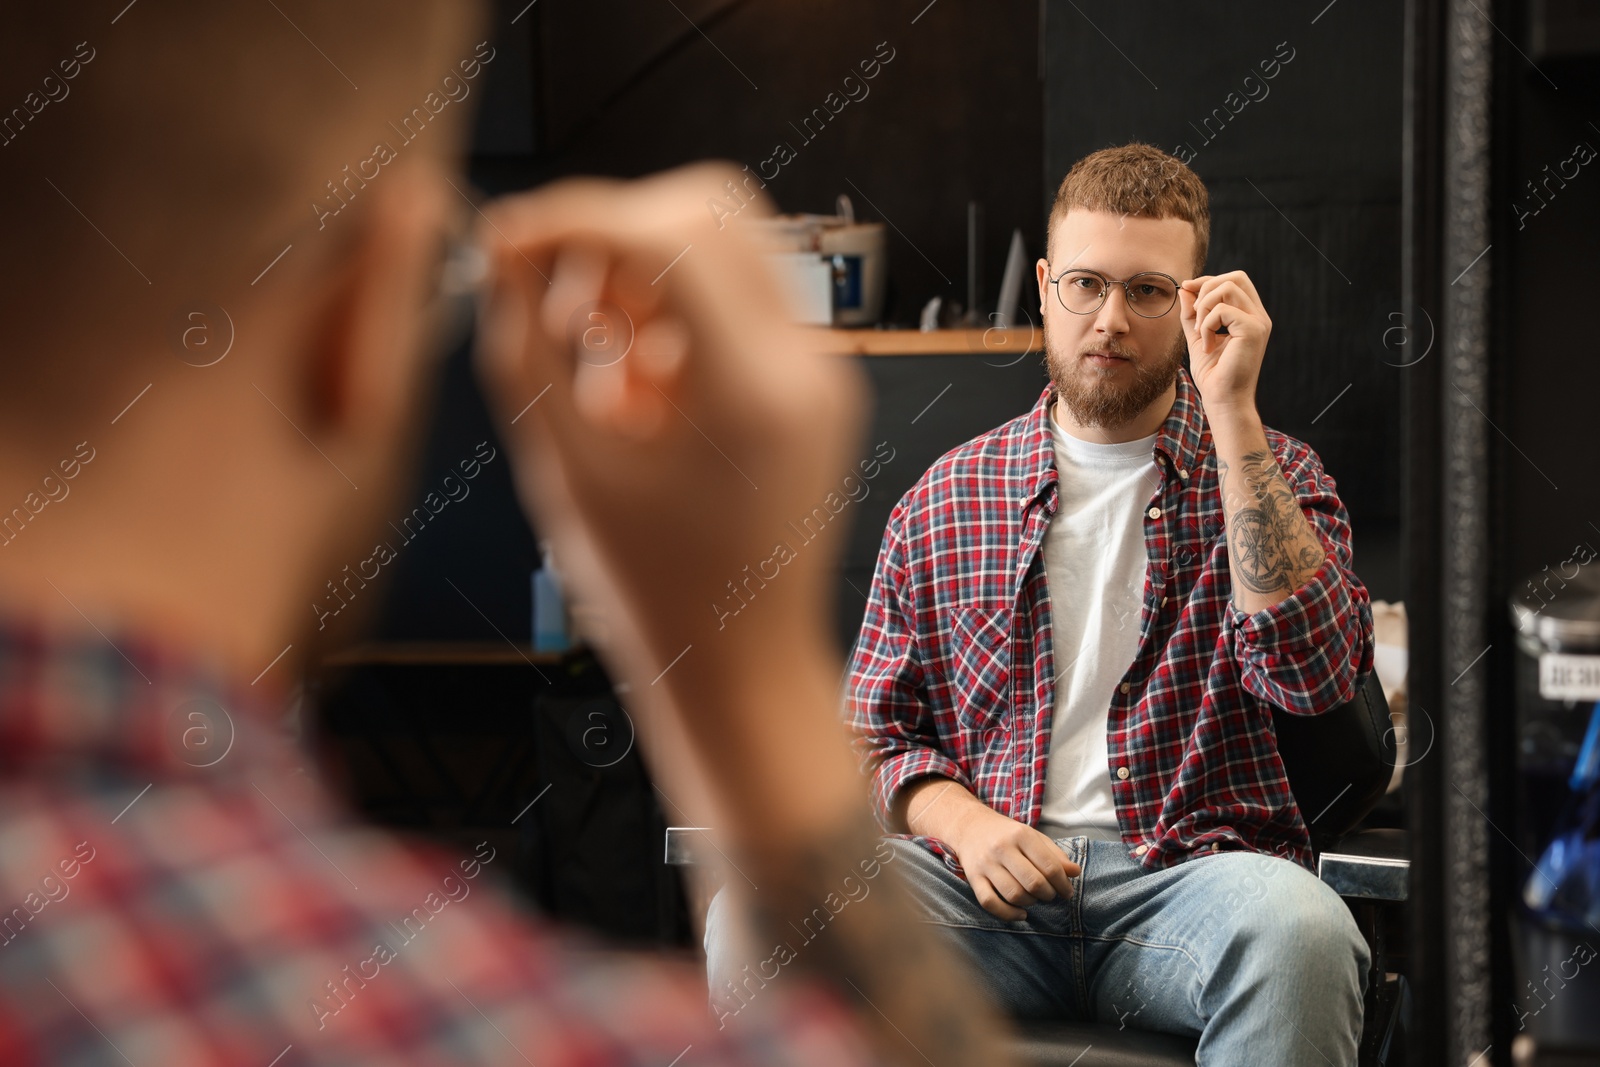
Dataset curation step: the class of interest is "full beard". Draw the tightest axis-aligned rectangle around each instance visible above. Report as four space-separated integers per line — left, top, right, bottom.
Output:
1044 323 1187 430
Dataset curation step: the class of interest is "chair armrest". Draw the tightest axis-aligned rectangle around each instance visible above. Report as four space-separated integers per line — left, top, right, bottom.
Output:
1317 827 1409 901
665 826 713 866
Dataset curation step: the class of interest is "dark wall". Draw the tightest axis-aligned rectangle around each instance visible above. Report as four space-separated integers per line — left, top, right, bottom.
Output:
1043 1 1406 559
1501 45 1600 594
530 0 1047 323
374 0 1410 654
378 0 1053 650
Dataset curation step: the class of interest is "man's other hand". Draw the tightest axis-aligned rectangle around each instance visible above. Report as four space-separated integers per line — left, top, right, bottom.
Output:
949 804 1082 921
899 777 1081 922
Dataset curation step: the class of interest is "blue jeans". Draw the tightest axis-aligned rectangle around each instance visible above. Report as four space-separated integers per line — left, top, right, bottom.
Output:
705 836 1369 1067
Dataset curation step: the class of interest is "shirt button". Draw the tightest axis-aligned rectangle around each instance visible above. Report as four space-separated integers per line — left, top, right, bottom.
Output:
1161 596 1168 606
1116 766 1130 780
1147 506 1161 519
1134 843 1149 856
1119 681 1131 694
1178 467 1189 479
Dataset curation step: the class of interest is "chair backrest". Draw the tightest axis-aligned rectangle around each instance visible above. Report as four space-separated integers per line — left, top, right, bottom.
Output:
1271 670 1397 853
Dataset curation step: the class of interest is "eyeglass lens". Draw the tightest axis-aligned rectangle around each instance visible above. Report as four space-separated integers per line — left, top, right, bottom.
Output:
1056 271 1177 318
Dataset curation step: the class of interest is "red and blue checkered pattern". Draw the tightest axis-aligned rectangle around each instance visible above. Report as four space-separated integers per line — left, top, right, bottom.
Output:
845 366 1374 877
0 613 878 1066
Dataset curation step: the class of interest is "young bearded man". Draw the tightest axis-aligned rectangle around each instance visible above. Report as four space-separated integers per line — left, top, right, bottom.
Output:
0 5 1017 1065
708 143 1377 1066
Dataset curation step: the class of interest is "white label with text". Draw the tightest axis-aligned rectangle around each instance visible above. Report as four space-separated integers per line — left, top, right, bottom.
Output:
1539 652 1600 701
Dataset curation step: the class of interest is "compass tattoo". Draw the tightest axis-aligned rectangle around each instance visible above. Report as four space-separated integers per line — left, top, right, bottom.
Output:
1218 449 1327 595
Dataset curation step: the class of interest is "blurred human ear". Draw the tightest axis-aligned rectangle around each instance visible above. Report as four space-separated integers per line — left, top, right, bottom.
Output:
300 161 452 448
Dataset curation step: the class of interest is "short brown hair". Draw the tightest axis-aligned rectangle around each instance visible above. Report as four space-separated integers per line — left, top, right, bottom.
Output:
1048 142 1209 274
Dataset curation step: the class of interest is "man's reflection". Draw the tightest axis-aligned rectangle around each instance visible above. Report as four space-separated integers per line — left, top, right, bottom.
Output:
712 142 1378 1065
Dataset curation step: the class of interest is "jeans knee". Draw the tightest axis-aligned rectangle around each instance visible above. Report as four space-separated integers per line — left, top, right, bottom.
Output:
1254 886 1368 984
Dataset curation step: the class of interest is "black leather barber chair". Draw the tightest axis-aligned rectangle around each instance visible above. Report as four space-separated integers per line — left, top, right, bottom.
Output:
668 672 1409 1067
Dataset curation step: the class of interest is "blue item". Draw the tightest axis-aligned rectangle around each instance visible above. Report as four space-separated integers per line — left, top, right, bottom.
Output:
532 554 570 653
1524 701 1600 929
829 253 863 312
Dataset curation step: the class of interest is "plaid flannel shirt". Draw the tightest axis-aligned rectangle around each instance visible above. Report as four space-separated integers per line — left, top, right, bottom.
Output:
845 366 1374 876
0 610 877 1066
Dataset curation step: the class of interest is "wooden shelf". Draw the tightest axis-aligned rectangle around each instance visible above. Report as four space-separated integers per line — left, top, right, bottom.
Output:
323 641 585 667
805 326 1042 356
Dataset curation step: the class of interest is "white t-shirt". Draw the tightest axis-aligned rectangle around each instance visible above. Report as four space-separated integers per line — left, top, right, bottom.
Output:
1036 410 1158 842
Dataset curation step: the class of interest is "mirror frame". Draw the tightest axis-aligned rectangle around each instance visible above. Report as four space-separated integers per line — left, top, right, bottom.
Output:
1403 0 1504 1061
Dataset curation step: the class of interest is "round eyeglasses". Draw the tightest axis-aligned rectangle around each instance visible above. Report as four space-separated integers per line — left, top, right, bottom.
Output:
1047 267 1180 318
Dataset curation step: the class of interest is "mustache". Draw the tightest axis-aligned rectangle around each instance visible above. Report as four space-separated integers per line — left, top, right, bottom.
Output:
1080 340 1134 358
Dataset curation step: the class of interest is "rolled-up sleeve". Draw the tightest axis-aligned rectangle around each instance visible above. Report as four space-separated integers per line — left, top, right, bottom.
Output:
844 501 971 830
1222 443 1375 717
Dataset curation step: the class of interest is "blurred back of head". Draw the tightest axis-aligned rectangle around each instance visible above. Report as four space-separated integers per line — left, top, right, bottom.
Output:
0 1 481 431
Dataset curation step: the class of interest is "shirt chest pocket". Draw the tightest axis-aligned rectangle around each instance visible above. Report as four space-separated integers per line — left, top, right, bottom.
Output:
1163 536 1216 602
948 606 1012 732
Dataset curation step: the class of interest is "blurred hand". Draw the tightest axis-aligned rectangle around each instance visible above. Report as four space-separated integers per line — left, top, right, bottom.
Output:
473 161 866 718
472 166 1021 1067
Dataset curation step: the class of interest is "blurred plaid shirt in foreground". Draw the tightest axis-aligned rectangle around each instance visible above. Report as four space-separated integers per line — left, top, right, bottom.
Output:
0 613 877 1066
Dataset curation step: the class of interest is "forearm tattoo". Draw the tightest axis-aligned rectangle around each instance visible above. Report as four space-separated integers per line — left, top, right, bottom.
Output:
1217 449 1326 596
